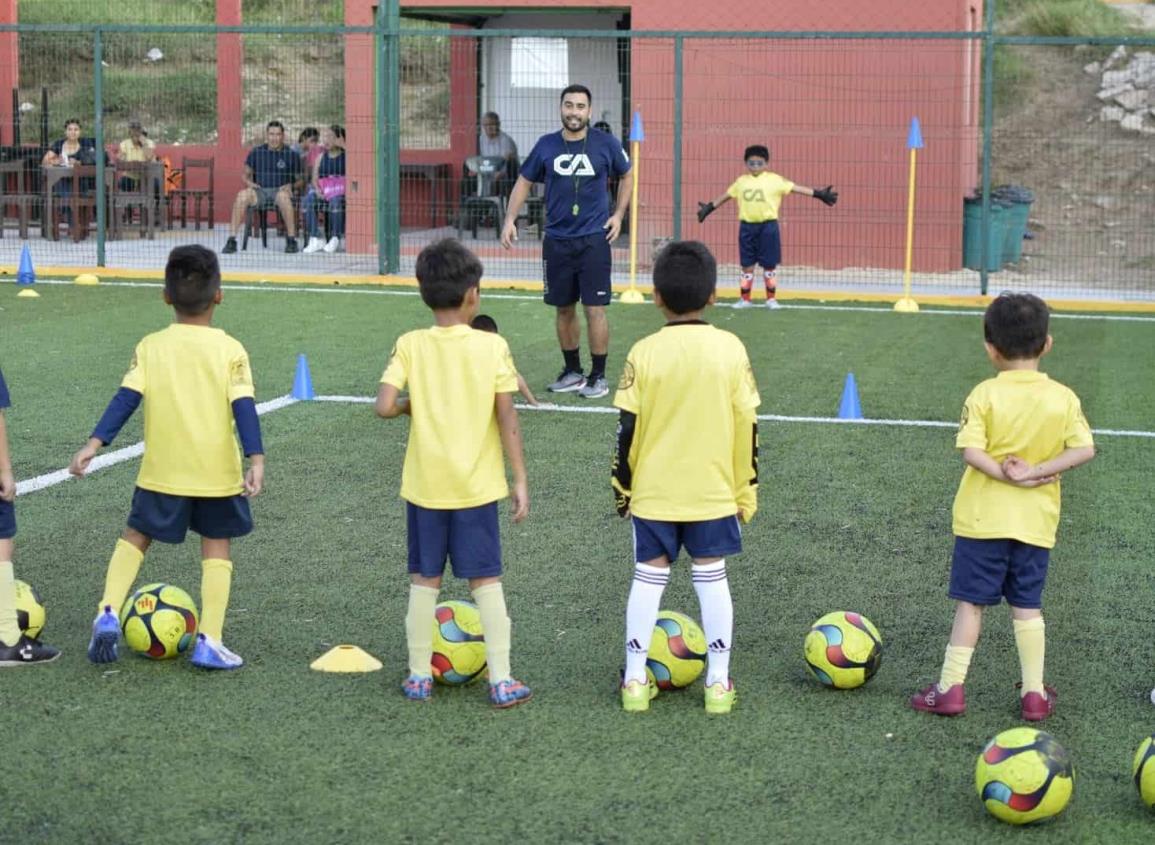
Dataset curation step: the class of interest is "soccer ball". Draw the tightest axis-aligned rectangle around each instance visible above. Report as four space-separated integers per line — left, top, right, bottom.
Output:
14 580 45 640
431 600 487 685
119 583 199 660
646 610 707 690
975 727 1074 825
803 611 882 689
1134 735 1155 808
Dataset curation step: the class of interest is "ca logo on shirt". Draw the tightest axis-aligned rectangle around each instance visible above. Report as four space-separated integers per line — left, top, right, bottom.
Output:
553 154 595 176
742 189 766 202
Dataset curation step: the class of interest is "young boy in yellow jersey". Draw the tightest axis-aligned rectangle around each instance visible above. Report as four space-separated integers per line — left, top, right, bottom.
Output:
377 238 533 709
0 365 61 665
470 314 539 406
696 145 837 309
70 245 264 670
910 293 1095 720
612 240 760 714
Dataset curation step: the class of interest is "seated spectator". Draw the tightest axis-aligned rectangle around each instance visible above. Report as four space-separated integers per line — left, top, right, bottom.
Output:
297 127 323 173
222 120 303 254
116 119 158 191
478 111 517 186
303 125 346 254
42 118 99 223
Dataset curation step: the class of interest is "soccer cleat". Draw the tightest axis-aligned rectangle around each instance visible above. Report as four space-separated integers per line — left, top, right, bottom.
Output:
547 369 586 393
302 236 325 254
87 605 121 664
732 298 754 309
621 677 658 713
189 633 244 670
578 376 609 399
1019 684 1058 722
0 635 61 667
489 678 533 709
402 673 433 701
910 682 966 716
765 298 782 310
221 236 238 255
704 680 736 714
323 236 341 253
285 236 299 254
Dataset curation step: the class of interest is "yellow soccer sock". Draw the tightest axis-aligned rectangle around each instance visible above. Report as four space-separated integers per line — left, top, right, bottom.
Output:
938 645 974 691
472 582 512 683
404 584 440 677
0 561 21 646
99 539 145 613
199 558 234 641
1013 617 1046 696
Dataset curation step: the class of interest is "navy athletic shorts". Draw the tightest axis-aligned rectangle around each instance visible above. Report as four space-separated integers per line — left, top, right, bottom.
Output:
632 515 742 564
948 536 1050 608
543 233 613 307
0 499 14 540
127 487 253 544
738 220 782 269
407 501 502 579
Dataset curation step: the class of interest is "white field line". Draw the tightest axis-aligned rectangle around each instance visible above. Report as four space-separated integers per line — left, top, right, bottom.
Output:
20 278 1155 322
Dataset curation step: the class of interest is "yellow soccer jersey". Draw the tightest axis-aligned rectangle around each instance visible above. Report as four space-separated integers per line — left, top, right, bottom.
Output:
726 172 795 223
121 324 255 497
952 370 1094 549
614 323 761 521
381 325 519 509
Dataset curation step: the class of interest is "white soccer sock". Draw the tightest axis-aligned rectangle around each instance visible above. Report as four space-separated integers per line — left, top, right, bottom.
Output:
624 563 670 684
693 559 733 686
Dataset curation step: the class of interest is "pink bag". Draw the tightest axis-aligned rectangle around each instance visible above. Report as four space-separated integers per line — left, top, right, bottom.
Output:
317 175 346 201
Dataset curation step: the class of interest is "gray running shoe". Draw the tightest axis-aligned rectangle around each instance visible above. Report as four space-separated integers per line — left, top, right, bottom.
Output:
579 376 609 399
547 369 586 393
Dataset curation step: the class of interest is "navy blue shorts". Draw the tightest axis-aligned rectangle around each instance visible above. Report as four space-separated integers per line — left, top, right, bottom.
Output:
543 233 613 307
407 501 502 579
127 487 253 544
0 499 14 540
738 220 782 269
948 537 1050 608
632 515 742 564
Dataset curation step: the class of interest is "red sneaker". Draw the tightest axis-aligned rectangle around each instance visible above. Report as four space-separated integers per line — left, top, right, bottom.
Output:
910 682 966 716
1020 684 1057 721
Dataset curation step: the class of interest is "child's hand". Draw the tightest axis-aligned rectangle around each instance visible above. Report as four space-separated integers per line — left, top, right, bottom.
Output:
1001 455 1031 481
244 458 265 497
69 442 99 477
0 469 14 502
510 478 529 523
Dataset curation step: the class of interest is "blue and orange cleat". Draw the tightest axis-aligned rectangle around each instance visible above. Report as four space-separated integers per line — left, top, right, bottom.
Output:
402 673 433 701
189 633 244 670
489 678 533 709
87 605 121 664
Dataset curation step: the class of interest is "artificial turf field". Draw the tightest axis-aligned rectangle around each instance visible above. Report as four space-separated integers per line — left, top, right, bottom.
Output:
2 278 1154 844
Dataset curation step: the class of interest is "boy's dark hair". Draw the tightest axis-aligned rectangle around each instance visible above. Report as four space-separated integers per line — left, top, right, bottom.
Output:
299 127 320 143
266 120 285 132
329 124 346 140
984 292 1050 359
744 145 769 162
415 239 483 310
64 117 81 130
653 240 717 315
470 314 499 333
560 84 592 104
164 245 221 316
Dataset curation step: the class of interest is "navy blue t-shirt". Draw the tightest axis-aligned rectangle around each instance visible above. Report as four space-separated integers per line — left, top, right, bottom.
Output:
520 129 631 239
0 366 9 409
245 144 301 190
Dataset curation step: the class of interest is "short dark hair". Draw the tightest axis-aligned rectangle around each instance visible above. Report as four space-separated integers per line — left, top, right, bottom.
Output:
299 127 320 143
329 124 345 140
470 314 498 333
415 239 483 310
744 145 769 162
560 84 592 105
64 118 81 129
266 120 285 132
653 240 717 315
165 245 221 316
983 292 1050 359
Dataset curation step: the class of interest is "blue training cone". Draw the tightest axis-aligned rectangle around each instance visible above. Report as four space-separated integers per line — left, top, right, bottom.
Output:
291 353 315 400
16 243 35 285
838 373 863 420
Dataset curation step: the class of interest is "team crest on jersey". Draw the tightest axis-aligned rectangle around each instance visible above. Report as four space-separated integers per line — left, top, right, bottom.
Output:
126 352 139 377
744 363 758 396
553 154 596 176
230 357 251 387
618 360 636 391
742 189 766 202
959 404 970 430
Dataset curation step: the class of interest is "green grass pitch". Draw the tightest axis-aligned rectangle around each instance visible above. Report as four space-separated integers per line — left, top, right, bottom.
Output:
2 280 1154 843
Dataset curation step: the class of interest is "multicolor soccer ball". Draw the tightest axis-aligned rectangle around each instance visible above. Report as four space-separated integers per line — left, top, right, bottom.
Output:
1134 735 1155 808
975 727 1074 825
803 611 882 689
119 583 199 660
14 580 45 640
646 610 707 690
431 600 487 685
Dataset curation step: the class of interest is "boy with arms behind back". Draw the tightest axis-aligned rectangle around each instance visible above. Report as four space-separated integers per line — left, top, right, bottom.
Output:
612 241 760 714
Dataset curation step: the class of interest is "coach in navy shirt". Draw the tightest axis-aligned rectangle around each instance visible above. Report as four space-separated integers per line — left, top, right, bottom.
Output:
501 84 632 400
222 120 303 255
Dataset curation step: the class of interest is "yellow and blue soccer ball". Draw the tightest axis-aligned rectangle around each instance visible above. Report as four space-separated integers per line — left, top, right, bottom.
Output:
803 611 882 689
14 580 45 640
1134 735 1155 808
646 610 707 690
431 600 487 685
975 727 1074 825
119 583 199 660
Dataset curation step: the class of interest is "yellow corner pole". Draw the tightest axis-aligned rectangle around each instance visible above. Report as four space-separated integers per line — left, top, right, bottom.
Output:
620 112 645 304
895 117 921 313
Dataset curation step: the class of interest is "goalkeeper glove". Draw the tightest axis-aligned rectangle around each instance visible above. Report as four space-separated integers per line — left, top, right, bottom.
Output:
696 201 716 223
812 186 838 207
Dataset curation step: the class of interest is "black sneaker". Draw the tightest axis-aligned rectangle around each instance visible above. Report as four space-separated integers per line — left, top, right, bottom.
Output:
0 634 61 666
285 237 299 254
221 236 238 255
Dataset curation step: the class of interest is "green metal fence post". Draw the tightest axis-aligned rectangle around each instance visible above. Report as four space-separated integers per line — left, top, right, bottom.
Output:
979 0 996 295
94 27 105 267
378 0 401 275
672 35 684 242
